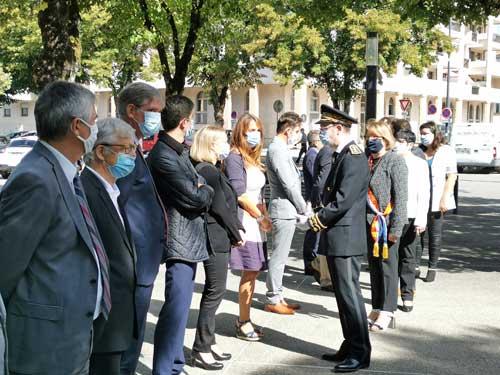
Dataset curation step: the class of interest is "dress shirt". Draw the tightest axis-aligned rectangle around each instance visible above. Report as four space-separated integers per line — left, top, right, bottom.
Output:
403 153 430 228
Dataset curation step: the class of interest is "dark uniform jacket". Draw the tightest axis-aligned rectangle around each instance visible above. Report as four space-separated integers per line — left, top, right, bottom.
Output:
81 168 138 353
311 145 334 209
148 131 214 263
311 141 370 257
0 293 6 375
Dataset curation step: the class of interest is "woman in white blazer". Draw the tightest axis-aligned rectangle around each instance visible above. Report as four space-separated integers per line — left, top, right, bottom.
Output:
416 121 457 282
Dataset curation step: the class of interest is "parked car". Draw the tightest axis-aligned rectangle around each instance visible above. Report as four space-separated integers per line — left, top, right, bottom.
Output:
0 135 38 179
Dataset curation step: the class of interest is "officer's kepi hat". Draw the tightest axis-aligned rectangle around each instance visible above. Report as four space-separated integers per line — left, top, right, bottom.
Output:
315 104 357 128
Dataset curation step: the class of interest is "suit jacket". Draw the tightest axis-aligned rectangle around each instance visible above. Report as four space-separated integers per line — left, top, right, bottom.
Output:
117 147 166 286
311 145 334 209
0 142 99 374
303 147 319 202
81 168 138 353
266 137 307 219
316 141 370 257
195 162 243 252
0 293 6 375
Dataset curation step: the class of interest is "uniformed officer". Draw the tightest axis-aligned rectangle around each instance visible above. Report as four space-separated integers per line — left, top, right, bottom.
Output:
309 105 371 373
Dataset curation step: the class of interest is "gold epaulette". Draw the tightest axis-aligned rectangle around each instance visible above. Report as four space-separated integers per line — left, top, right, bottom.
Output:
349 144 363 155
308 213 327 233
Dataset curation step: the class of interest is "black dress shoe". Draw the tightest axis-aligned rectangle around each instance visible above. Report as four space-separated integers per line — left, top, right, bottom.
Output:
333 358 369 373
211 349 232 361
190 351 224 370
322 351 348 363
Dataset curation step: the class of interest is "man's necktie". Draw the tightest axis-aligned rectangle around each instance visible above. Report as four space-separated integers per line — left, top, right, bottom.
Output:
73 173 111 319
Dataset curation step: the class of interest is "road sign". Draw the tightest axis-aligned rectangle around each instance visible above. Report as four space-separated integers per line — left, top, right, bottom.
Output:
301 114 307 122
273 100 284 113
442 107 453 120
231 111 238 120
428 104 437 115
399 98 411 112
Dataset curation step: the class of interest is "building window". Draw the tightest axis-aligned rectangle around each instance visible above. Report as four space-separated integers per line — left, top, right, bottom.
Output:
468 104 474 122
427 71 434 80
388 98 395 116
3 105 11 117
360 96 366 126
195 91 208 124
476 104 481 122
495 103 500 114
107 97 113 117
291 89 295 111
244 90 250 113
21 106 28 117
310 90 320 122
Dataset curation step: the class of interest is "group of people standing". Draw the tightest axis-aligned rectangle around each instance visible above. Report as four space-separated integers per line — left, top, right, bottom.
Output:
0 79 457 375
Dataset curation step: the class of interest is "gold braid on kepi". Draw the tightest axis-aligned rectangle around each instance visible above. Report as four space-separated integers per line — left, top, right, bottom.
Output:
308 214 327 232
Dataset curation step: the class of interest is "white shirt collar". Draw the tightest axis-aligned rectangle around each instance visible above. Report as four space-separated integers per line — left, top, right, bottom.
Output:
336 137 353 154
39 140 78 186
85 166 120 197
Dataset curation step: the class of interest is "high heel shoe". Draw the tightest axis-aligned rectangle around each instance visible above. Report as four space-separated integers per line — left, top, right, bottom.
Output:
235 319 263 341
211 346 232 361
367 310 380 327
190 350 224 370
370 312 396 331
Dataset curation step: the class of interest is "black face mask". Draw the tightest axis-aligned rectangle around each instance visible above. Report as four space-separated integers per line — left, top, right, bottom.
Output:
367 139 384 154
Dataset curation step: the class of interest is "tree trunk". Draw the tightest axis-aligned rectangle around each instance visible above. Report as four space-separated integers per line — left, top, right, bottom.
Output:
33 0 81 91
210 86 228 126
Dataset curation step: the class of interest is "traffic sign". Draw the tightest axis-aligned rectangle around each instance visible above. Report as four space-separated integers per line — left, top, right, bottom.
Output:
399 98 411 112
442 107 453 120
273 100 284 113
231 111 238 120
428 104 437 115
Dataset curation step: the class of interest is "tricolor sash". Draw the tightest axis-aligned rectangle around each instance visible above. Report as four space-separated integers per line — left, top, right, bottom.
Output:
367 189 393 260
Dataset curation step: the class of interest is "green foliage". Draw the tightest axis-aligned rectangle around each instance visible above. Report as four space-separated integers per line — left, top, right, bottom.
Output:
0 65 11 97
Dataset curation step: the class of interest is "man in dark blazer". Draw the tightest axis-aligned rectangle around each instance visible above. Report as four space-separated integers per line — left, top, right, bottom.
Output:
0 81 106 374
116 82 167 374
309 105 371 373
81 118 139 375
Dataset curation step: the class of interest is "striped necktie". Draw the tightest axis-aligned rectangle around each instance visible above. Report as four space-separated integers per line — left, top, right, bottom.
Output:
73 173 111 319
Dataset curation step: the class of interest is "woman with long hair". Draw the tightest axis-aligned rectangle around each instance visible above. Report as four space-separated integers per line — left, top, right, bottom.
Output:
224 113 272 341
365 120 408 332
189 126 244 370
416 121 457 282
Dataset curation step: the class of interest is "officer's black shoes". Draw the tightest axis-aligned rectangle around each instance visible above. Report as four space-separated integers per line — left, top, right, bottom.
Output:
425 269 437 282
415 267 421 279
400 300 414 312
322 351 348 363
333 358 370 373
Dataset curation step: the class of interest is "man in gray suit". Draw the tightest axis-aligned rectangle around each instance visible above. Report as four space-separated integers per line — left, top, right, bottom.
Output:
265 112 308 315
0 81 108 375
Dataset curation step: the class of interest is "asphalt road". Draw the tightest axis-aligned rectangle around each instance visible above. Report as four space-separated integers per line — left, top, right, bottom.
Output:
134 173 500 375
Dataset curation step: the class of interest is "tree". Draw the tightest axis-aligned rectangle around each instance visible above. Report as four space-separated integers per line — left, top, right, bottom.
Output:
132 0 207 96
32 0 82 90
78 2 156 102
0 66 11 97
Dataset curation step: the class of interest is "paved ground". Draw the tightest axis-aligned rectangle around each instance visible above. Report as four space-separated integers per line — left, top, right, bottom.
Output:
133 173 500 375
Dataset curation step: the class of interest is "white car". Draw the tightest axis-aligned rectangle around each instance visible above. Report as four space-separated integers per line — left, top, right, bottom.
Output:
0 135 38 179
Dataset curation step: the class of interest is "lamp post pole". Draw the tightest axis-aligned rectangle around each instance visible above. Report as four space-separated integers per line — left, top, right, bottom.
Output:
365 32 379 123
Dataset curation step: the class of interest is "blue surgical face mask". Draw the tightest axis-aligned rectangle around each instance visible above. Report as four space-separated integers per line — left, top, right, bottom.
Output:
139 111 161 138
185 119 195 140
367 138 384 154
319 130 330 145
246 131 261 148
108 153 136 179
218 142 230 160
77 118 98 155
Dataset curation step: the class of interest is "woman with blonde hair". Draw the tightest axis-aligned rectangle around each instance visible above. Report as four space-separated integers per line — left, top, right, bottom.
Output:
365 120 408 331
224 113 272 341
189 126 244 370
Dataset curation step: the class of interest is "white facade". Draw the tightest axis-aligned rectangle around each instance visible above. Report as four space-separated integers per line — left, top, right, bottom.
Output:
1 17 500 143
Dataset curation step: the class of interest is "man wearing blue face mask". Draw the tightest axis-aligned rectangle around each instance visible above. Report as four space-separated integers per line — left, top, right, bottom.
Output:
116 82 168 375
81 118 138 375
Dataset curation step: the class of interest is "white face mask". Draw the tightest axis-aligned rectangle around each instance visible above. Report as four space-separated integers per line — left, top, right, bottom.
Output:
421 133 434 146
77 118 98 154
287 130 300 146
218 142 230 160
394 142 409 153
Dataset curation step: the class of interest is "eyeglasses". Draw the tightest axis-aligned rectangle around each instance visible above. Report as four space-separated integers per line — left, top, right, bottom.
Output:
101 143 137 154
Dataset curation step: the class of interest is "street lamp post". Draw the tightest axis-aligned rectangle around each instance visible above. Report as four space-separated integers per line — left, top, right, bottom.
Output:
365 32 379 122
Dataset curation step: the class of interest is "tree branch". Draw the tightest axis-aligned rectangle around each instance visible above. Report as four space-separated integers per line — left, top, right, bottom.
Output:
137 0 172 90
160 1 180 67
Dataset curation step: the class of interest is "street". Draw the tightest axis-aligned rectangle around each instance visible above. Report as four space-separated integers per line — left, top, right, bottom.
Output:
135 173 500 375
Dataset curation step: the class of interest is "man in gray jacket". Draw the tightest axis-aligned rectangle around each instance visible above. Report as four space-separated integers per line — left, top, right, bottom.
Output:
265 112 307 315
